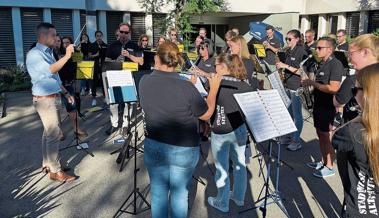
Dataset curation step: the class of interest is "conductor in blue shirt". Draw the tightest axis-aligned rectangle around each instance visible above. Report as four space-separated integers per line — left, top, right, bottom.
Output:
26 22 76 182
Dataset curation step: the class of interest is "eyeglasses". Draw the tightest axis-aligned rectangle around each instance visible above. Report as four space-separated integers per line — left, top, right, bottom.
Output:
352 86 363 96
285 37 294 42
119 31 130 34
316 46 330 50
348 50 360 57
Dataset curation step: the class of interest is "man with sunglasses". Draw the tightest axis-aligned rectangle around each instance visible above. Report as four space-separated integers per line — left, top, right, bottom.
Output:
302 37 343 178
105 22 144 135
336 29 349 52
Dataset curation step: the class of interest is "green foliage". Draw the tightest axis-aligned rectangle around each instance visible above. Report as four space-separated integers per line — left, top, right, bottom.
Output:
372 28 379 37
0 65 31 93
138 0 228 51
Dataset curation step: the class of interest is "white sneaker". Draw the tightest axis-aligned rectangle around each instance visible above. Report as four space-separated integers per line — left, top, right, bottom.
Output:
91 98 97 107
286 141 302 151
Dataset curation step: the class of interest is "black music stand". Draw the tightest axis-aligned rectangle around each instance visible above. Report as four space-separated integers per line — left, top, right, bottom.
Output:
60 61 95 157
109 69 150 217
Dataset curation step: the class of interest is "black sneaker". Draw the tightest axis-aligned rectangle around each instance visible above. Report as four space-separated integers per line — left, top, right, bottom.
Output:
106 126 119 135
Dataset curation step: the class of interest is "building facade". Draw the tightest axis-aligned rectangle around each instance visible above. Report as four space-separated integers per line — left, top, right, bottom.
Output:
0 0 378 67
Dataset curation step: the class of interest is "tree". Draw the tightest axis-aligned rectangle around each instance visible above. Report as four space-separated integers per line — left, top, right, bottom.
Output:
138 0 228 50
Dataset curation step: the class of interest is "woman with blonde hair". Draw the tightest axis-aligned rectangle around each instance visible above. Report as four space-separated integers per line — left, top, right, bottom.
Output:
332 63 379 218
229 35 258 88
333 33 379 217
138 34 150 50
207 53 256 213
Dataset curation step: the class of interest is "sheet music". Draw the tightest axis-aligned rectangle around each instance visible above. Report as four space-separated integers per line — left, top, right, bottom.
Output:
179 74 208 97
106 70 134 87
258 90 297 137
234 90 297 143
267 71 291 108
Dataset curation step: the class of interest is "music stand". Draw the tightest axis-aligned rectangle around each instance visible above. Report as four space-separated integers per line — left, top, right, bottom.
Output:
234 90 295 218
60 61 95 157
108 69 150 217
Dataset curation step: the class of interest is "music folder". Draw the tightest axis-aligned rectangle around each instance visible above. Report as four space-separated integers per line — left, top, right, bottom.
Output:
102 70 138 104
234 89 297 143
267 71 291 108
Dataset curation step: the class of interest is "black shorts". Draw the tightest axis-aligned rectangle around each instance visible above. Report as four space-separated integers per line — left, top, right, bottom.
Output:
313 106 336 132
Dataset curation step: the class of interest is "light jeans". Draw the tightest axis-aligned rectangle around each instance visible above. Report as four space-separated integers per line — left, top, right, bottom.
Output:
210 124 248 209
144 138 200 218
287 89 303 142
33 97 62 173
109 103 134 128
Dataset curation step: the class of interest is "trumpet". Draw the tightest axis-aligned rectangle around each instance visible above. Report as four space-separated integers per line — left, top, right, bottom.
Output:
295 55 314 110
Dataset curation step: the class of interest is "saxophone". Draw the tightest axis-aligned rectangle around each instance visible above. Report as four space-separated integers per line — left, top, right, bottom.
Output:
295 55 314 110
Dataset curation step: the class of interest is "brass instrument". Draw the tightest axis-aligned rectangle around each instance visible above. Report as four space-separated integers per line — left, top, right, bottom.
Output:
295 54 314 110
182 66 243 83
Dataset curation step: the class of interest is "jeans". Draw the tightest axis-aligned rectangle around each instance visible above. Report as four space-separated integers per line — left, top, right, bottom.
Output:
144 138 200 218
287 89 303 142
33 96 62 173
210 124 248 208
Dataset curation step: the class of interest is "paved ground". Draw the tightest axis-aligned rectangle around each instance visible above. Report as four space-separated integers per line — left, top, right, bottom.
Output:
0 91 343 218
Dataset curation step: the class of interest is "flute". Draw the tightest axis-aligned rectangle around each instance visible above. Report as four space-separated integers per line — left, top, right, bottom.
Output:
181 66 245 83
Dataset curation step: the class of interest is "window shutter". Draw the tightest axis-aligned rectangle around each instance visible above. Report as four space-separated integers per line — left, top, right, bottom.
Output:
51 9 73 38
0 8 16 67
21 8 43 60
106 12 123 45
130 13 146 44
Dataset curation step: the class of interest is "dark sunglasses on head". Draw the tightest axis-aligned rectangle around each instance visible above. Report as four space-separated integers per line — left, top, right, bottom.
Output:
352 87 363 96
119 31 129 34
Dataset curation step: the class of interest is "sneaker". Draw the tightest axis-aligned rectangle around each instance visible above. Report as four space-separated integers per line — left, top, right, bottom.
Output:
91 98 97 107
208 197 229 213
279 136 292 145
286 141 302 151
306 161 324 170
313 166 336 178
230 191 244 206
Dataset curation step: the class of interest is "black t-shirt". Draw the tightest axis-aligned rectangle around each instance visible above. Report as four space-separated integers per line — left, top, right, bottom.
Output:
242 58 259 88
283 45 308 90
313 55 343 109
89 41 108 66
105 40 142 61
139 70 208 147
211 80 255 134
59 58 76 85
304 41 316 54
332 122 379 218
263 37 281 65
337 42 349 52
80 42 91 59
335 75 359 122
197 57 216 73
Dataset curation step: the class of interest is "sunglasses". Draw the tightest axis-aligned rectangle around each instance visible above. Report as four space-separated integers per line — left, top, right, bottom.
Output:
316 46 330 50
285 37 294 42
142 39 148 42
119 31 130 34
352 87 363 96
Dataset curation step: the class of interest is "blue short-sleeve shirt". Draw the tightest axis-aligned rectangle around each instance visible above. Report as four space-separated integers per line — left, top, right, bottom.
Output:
26 43 62 96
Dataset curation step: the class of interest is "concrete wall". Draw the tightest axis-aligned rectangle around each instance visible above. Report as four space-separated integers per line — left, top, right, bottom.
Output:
0 0 86 9
226 0 304 14
303 0 379 15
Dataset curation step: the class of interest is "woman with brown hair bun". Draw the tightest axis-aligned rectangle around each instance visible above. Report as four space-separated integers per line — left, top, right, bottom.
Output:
139 41 221 218
332 63 379 218
207 53 256 213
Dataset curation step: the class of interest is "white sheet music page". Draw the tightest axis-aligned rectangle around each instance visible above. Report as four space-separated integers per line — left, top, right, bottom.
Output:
106 70 134 87
258 90 297 137
233 91 278 143
267 71 291 108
